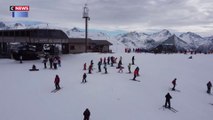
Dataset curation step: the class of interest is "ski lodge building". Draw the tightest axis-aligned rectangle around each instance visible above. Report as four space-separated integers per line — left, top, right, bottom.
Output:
0 29 112 57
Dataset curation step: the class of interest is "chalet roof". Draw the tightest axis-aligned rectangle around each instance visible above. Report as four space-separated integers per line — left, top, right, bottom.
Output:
68 38 93 44
92 40 112 45
68 38 112 46
0 29 69 39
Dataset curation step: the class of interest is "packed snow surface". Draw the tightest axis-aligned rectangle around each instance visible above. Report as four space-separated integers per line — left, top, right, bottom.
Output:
0 53 213 120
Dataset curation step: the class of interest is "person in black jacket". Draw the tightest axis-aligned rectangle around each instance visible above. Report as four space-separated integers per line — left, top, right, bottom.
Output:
172 78 177 91
132 56 135 65
83 108 90 120
207 81 212 94
164 93 172 108
82 73 87 83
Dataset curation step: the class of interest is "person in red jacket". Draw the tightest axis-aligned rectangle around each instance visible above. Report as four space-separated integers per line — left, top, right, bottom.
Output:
83 63 87 70
133 69 138 80
54 75 60 90
172 78 177 91
88 65 92 74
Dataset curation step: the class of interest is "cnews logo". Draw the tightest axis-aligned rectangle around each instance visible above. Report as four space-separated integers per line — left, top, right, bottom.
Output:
10 5 29 18
10 6 30 11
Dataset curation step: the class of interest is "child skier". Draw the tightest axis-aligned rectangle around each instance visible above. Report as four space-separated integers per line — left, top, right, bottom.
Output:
54 75 60 90
82 73 87 83
172 78 177 91
207 81 212 94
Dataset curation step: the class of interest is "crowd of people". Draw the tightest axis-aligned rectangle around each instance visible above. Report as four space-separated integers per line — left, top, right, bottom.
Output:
23 53 212 119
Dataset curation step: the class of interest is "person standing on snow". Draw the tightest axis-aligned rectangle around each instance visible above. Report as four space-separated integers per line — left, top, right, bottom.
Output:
104 64 107 74
128 63 131 73
135 67 140 76
132 56 135 65
164 93 172 108
172 78 177 91
207 81 212 94
43 58 47 69
107 56 110 65
132 69 138 80
19 55 23 63
88 64 92 74
83 63 87 70
83 108 91 120
54 75 60 90
82 73 87 83
98 61 102 72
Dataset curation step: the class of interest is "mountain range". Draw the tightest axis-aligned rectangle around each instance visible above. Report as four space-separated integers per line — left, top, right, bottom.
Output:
1 21 213 52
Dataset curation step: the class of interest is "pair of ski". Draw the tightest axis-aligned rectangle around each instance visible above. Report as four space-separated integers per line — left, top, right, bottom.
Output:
130 79 140 82
169 88 181 92
51 88 62 93
159 105 178 113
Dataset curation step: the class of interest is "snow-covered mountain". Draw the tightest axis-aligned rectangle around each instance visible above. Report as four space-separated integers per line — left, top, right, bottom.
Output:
0 22 6 29
1 21 213 52
148 29 172 42
116 30 172 50
179 32 211 49
117 30 213 52
161 35 190 51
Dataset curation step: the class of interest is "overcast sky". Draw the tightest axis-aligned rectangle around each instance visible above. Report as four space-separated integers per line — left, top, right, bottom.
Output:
1 0 213 36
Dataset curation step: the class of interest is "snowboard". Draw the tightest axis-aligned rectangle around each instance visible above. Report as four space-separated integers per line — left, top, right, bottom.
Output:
129 79 140 82
29 69 39 71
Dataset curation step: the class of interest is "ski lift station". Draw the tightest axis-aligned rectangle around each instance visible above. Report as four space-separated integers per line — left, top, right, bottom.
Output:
0 29 112 58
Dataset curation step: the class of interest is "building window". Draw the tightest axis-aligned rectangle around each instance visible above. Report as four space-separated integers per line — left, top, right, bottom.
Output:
70 45 75 50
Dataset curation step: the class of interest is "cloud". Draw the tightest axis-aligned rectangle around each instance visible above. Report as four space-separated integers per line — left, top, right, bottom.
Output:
0 0 213 35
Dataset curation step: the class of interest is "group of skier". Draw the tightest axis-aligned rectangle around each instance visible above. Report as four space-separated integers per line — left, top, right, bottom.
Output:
48 54 212 116
164 78 212 109
43 55 61 69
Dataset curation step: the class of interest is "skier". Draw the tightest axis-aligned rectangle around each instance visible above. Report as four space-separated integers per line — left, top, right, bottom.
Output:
107 56 110 65
53 58 58 69
118 65 124 73
49 57 53 69
119 56 122 65
57 56 61 67
82 73 87 83
188 56 192 59
90 60 94 69
54 75 60 90
164 93 172 109
132 56 135 65
172 78 177 91
132 69 138 80
103 57 106 65
135 67 140 76
128 63 131 73
43 58 47 69
207 81 212 94
100 58 103 64
83 108 90 120
104 64 108 74
111 56 114 67
88 64 92 74
83 63 87 70
117 60 122 69
19 55 23 63
98 61 102 72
